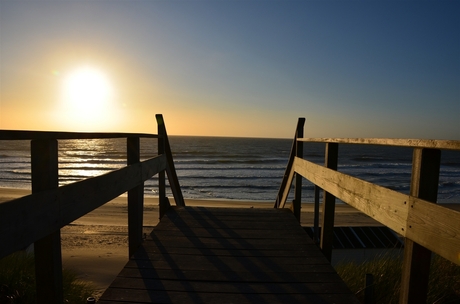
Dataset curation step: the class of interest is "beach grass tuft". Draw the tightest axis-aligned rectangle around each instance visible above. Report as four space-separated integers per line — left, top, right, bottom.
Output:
0 251 96 303
335 252 460 303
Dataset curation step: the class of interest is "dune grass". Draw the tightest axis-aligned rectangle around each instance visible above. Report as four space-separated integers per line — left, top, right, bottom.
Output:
335 252 460 303
0 252 96 304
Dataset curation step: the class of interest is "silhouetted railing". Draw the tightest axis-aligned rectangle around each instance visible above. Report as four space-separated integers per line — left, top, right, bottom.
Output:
0 114 184 303
276 118 460 303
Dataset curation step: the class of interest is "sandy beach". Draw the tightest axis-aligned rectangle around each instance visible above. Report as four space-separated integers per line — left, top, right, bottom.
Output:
2 187 458 298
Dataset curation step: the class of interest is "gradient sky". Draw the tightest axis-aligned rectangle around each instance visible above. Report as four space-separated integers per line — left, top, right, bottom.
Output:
1 0 459 139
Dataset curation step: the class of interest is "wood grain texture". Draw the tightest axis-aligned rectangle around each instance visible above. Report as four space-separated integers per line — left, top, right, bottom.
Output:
292 156 460 266
99 207 359 303
406 198 460 265
298 137 460 150
293 157 408 234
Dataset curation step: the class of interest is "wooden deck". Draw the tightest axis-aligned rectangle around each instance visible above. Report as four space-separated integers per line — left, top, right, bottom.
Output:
99 206 358 303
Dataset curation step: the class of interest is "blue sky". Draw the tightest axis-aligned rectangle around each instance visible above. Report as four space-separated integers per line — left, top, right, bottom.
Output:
1 0 459 139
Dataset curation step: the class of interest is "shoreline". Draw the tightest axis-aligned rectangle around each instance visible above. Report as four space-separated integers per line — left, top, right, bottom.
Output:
2 186 459 297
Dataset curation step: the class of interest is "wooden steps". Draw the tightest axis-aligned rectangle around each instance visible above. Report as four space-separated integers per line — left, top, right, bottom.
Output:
99 207 358 303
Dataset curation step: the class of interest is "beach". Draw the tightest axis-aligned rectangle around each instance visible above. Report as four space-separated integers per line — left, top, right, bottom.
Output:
2 187 459 297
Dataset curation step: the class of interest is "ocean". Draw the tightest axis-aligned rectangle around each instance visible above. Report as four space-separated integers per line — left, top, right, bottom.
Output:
0 136 459 204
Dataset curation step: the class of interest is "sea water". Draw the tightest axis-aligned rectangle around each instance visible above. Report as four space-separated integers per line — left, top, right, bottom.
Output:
0 136 459 204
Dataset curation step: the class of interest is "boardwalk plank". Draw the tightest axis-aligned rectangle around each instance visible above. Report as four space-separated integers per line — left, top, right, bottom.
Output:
99 289 360 304
117 268 342 283
106 278 352 294
99 207 358 303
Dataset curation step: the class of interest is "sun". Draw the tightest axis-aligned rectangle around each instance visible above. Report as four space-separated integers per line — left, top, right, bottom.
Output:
63 66 112 110
59 66 117 130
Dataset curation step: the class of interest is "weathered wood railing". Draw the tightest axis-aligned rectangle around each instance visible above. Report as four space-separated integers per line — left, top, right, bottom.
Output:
276 118 460 304
0 114 184 303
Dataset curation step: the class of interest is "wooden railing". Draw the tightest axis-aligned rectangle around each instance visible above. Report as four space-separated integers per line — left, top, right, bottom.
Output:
0 114 185 303
276 118 460 304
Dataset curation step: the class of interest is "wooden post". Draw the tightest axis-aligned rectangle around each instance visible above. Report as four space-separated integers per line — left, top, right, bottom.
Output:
319 143 338 261
313 185 321 244
365 273 374 304
127 137 144 257
156 114 185 207
157 129 168 219
31 139 63 304
275 118 305 208
399 148 441 303
292 121 304 221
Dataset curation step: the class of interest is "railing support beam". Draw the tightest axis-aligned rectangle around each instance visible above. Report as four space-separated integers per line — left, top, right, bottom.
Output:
291 120 304 221
275 118 305 208
319 143 338 262
156 114 185 208
127 137 144 257
399 148 441 303
31 139 63 304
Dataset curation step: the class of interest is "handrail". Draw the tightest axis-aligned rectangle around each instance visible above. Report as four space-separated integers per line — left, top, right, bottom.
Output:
276 120 460 303
0 130 159 140
274 118 305 210
0 155 166 258
0 114 184 303
298 137 460 150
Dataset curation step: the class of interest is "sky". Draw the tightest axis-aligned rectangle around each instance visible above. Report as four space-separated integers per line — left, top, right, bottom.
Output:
0 0 459 139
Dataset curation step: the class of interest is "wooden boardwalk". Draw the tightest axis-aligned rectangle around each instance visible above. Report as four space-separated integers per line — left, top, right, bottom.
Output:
99 207 358 303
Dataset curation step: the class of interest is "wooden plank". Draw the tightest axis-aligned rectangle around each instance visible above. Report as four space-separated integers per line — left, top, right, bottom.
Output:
156 219 302 230
106 278 352 294
406 198 460 265
117 268 341 283
275 118 305 208
400 148 441 303
100 207 358 303
156 114 185 207
298 137 460 151
293 156 460 266
99 289 360 304
31 139 63 304
136 246 325 258
293 157 409 234
320 143 338 262
170 207 292 220
148 227 309 239
127 137 144 257
0 155 166 258
278 168 295 208
292 121 304 220
130 253 329 267
0 130 158 140
124 258 336 273
157 125 168 218
143 236 315 249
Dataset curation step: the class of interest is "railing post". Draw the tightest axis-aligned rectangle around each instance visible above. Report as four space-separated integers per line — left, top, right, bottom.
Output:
291 121 304 221
399 148 441 303
31 139 63 304
156 114 185 208
319 143 338 262
275 117 305 208
313 185 321 244
365 273 374 304
157 126 168 219
127 137 144 257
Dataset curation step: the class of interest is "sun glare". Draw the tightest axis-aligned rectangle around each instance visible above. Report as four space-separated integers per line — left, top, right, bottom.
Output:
59 66 117 130
63 67 112 110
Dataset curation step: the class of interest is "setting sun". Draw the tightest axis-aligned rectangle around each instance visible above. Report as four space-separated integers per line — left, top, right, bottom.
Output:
63 67 112 111
55 66 119 131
